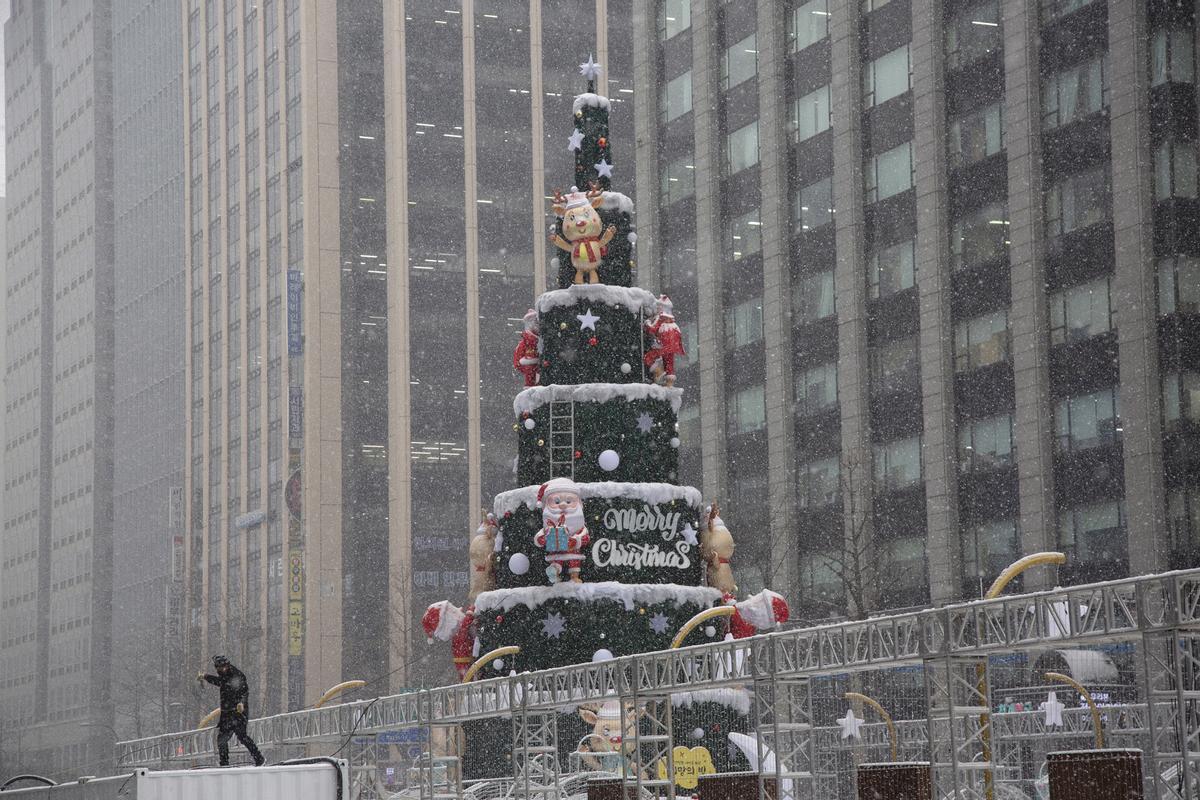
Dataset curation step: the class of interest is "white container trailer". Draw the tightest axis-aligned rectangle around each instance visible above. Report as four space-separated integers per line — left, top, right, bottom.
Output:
0 759 348 800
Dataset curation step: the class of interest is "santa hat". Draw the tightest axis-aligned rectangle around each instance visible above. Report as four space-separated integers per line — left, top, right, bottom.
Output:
563 191 591 211
592 700 622 721
536 477 581 508
421 600 466 644
733 590 790 631
522 308 538 330
656 295 674 318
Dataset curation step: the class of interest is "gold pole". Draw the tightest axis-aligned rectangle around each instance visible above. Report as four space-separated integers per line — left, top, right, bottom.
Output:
1045 672 1105 749
977 551 1067 800
313 679 368 709
670 605 736 649
461 645 521 684
844 692 897 762
196 707 221 730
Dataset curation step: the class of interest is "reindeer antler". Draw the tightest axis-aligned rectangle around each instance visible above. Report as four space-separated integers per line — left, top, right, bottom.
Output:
707 502 721 532
552 188 567 206
585 181 604 200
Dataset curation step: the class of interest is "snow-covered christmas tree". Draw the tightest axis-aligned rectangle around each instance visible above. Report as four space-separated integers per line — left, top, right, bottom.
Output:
422 56 790 790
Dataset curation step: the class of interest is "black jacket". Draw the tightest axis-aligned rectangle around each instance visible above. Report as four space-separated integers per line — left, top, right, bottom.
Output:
204 666 250 716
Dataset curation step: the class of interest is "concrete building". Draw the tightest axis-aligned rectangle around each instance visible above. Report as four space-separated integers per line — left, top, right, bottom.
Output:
1 0 116 776
631 0 1197 618
181 0 634 717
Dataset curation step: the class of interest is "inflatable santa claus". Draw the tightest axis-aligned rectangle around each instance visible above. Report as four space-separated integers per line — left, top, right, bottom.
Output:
512 308 540 387
421 600 476 680
534 477 590 584
644 295 684 387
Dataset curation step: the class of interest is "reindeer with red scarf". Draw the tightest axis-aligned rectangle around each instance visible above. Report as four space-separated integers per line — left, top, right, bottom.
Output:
701 502 791 639
549 185 616 285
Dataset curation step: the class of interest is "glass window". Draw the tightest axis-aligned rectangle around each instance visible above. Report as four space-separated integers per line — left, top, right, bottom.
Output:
863 45 911 107
870 335 919 394
862 0 892 11
795 270 836 323
873 434 923 490
658 0 690 40
664 234 696 288
1158 256 1200 316
660 153 695 205
726 121 759 175
1058 499 1125 564
866 142 914 203
958 413 1015 472
868 238 915 299
1153 28 1196 86
1155 141 1199 201
727 384 767 434
946 0 1001 70
1049 276 1114 345
1167 489 1200 552
1055 387 1121 452
726 208 762 262
954 309 1009 372
962 519 1019 583
677 402 700 445
1042 0 1100 22
677 321 699 368
789 0 830 53
661 71 693 123
1045 164 1109 240
948 102 1004 169
796 361 838 416
725 297 764 349
798 454 841 508
1162 372 1200 431
1042 54 1108 130
795 176 835 231
950 202 1009 270
722 34 758 90
799 549 842 604
882 536 926 592
792 85 832 143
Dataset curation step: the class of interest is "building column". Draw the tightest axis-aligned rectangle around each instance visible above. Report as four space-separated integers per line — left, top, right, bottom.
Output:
757 0 797 594
911 0 960 604
829 0 873 615
529 2 547 293
1109 0 1164 573
463 0 483 521
383 0 415 694
1003 0 1057 586
631 1 661 293
692 0 727 503
300 0 343 704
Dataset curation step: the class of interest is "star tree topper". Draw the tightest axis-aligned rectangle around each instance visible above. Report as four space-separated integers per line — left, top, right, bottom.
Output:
579 54 602 83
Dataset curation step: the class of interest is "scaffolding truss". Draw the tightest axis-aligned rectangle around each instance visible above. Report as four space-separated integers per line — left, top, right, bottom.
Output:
116 568 1200 799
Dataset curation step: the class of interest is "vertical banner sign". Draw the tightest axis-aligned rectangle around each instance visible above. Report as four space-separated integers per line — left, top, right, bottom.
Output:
288 549 304 656
288 386 303 441
286 270 303 355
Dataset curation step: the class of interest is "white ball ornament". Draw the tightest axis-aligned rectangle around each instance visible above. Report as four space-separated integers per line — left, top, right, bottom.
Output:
691 727 705 740
627 232 638 244
493 658 505 670
620 362 632 374
598 449 620 471
670 437 680 448
523 418 536 430
704 625 717 637
592 649 614 662
508 553 530 575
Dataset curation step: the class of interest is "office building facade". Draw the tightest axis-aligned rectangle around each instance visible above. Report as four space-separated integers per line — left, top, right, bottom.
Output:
631 0 1196 618
182 0 634 717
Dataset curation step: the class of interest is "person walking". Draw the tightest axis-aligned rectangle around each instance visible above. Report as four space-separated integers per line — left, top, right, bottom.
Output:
198 654 266 766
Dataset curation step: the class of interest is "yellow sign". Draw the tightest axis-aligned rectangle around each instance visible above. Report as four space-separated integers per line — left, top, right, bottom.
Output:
656 746 716 790
288 600 304 656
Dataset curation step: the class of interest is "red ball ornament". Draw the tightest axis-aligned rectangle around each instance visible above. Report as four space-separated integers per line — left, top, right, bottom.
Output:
504 511 512 518
542 359 550 367
588 337 598 346
598 137 607 147
574 450 582 459
496 615 504 623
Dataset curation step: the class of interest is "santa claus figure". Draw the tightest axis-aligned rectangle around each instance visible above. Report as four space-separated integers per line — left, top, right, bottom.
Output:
512 308 541 387
533 477 590 584
727 589 790 639
421 600 477 680
644 295 684 387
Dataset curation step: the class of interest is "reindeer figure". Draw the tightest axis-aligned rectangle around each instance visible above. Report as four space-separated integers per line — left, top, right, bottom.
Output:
577 701 648 777
700 503 737 596
550 185 616 285
467 509 497 603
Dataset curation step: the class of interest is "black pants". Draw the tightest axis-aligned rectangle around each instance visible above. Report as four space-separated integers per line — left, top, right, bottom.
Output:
216 714 265 766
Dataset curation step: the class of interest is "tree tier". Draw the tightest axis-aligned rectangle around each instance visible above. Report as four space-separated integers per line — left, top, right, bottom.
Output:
535 283 654 385
473 582 725 677
492 482 704 590
514 383 680 485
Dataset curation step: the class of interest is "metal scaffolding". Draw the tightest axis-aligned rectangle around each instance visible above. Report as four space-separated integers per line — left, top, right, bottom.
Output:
116 568 1200 799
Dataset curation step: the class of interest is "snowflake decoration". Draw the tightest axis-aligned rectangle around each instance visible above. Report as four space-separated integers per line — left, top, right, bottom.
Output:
636 412 654 433
649 613 670 635
542 612 567 640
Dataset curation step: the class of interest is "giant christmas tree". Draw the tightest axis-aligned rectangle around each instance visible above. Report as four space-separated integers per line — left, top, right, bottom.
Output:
422 57 790 790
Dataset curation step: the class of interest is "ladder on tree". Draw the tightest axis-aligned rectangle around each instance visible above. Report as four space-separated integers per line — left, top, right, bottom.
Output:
548 400 575 479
